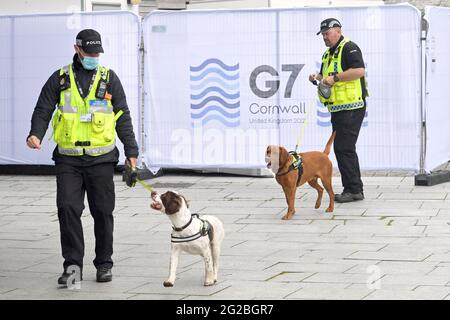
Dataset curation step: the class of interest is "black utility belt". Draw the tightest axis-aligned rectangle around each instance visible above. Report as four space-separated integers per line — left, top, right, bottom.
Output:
75 141 91 146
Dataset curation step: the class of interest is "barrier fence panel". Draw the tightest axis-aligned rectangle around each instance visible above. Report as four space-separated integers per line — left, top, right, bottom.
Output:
142 4 422 170
424 6 450 173
143 9 280 169
0 11 140 165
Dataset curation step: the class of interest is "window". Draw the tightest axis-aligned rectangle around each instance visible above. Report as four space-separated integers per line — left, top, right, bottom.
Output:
92 3 122 10
85 0 127 11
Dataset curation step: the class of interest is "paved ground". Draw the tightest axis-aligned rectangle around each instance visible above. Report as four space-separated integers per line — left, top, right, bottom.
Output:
1 169 450 300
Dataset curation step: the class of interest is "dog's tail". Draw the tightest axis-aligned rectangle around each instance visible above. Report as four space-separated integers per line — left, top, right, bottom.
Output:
323 131 336 155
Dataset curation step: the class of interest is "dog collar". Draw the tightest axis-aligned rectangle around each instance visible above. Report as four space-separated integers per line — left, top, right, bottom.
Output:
172 214 195 232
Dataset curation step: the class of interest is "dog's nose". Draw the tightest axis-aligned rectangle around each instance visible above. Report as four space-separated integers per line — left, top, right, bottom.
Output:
151 191 157 198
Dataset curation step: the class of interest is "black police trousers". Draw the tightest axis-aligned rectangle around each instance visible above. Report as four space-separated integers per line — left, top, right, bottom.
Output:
331 105 366 194
56 162 115 271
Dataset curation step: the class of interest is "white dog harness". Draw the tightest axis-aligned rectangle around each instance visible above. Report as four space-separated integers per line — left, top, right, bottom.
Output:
171 214 213 243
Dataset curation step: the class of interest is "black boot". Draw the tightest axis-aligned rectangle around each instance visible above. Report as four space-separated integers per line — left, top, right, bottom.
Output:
57 267 83 286
96 267 112 283
335 192 365 203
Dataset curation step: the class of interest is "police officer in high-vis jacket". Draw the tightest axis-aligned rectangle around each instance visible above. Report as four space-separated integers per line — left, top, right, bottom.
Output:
309 19 368 203
27 29 139 285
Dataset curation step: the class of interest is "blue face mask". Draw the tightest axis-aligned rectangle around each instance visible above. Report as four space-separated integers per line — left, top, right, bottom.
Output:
80 56 99 70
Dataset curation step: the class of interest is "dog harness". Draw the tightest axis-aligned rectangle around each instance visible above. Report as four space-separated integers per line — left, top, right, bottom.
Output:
171 214 213 243
276 152 303 183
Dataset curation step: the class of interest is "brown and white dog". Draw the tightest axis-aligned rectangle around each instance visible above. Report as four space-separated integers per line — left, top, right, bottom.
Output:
150 190 224 287
265 132 336 220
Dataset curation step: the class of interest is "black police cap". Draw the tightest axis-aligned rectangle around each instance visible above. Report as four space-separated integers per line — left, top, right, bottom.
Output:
317 18 342 35
76 29 104 53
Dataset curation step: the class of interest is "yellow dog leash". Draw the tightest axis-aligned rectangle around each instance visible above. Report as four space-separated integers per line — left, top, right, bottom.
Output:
294 106 311 153
136 178 154 192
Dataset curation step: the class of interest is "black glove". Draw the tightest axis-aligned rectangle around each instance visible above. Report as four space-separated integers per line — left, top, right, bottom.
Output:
124 160 137 187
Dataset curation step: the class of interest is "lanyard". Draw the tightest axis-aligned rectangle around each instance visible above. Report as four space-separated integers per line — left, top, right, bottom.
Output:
73 67 97 98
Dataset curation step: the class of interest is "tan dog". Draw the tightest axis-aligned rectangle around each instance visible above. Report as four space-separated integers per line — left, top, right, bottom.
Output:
265 132 336 220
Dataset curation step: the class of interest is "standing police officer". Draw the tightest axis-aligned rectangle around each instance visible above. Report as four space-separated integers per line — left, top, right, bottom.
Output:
309 18 368 203
27 29 139 285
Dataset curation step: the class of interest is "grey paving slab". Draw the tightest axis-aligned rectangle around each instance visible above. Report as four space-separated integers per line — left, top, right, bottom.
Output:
330 208 367 216
364 208 439 217
264 271 316 283
0 205 57 213
208 280 302 299
220 232 271 241
0 288 134 300
375 274 450 286
219 269 277 282
128 293 187 300
0 198 43 206
239 224 336 234
418 219 450 226
286 283 373 300
1 172 450 300
127 279 231 296
423 225 450 234
118 255 202 269
300 249 361 260
268 235 347 244
264 261 353 274
424 253 450 263
0 233 55 242
364 286 450 300
331 225 426 236
423 266 450 277
410 235 450 245
347 249 433 262
235 218 314 225
308 243 386 252
379 192 447 200
421 201 450 209
338 200 425 210
346 261 437 275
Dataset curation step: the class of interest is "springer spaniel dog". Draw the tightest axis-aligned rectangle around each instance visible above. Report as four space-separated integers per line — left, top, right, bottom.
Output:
150 190 225 287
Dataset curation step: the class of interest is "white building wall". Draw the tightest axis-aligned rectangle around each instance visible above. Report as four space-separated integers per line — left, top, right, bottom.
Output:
0 0 137 15
0 0 81 14
384 0 450 10
270 0 383 7
187 0 383 9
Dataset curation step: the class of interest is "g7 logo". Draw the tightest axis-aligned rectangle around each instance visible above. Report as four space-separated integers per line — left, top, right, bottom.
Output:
249 64 305 99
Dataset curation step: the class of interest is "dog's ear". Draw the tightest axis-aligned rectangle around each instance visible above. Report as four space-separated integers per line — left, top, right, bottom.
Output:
278 146 290 168
161 191 183 215
181 195 189 208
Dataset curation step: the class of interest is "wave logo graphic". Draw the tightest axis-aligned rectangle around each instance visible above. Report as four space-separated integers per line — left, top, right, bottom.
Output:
315 61 368 127
190 58 240 128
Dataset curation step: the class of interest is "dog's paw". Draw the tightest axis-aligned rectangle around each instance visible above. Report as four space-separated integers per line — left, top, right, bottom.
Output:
281 213 294 220
163 281 174 287
325 208 333 213
204 280 216 286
